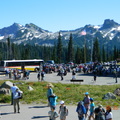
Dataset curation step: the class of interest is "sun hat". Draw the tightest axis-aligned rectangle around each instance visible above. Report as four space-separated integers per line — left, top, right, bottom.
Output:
98 104 102 108
60 100 64 104
47 83 54 88
85 92 89 95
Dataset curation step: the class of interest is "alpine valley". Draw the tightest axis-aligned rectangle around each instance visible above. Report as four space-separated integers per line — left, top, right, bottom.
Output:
0 19 120 50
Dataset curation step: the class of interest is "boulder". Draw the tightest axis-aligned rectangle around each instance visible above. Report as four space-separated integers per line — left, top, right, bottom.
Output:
28 86 34 91
0 81 13 89
0 88 10 95
114 88 120 96
102 92 116 99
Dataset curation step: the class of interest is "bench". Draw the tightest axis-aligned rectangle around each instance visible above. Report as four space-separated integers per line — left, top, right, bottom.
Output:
70 79 84 84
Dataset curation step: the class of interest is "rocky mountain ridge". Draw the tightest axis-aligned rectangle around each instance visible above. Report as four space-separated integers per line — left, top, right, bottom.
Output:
0 19 120 49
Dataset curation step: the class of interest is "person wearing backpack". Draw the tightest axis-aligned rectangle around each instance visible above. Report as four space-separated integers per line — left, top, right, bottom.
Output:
59 101 68 120
13 88 23 113
76 101 86 120
83 92 90 119
48 106 59 120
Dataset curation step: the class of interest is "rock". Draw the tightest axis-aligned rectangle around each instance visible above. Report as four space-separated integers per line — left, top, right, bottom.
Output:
28 86 34 91
102 92 116 99
0 81 13 89
0 88 10 95
114 88 120 96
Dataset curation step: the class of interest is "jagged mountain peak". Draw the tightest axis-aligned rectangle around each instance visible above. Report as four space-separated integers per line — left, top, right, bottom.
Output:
100 19 119 30
0 23 23 36
25 23 49 33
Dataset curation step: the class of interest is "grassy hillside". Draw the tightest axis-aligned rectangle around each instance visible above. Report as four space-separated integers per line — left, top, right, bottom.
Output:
0 80 120 107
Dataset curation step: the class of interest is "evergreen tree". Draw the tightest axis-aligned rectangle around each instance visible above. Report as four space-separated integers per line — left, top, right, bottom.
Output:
57 32 62 63
67 33 74 62
113 46 117 60
84 37 87 63
7 37 12 60
92 37 100 62
75 47 81 64
51 42 57 62
102 45 106 62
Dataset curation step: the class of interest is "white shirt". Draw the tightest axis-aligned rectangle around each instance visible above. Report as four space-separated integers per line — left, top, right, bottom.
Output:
11 86 18 93
106 112 113 120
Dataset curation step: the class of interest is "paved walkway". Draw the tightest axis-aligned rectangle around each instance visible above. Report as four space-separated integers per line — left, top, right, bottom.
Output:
0 103 120 120
0 72 119 85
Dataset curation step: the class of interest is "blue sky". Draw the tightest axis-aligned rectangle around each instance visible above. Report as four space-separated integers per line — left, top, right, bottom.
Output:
1 0 120 32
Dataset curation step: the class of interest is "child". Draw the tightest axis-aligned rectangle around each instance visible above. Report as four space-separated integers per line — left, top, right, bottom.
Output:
59 101 68 120
48 106 59 120
89 98 95 120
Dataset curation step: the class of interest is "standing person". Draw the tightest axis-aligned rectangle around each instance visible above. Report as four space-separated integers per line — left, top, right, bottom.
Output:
94 104 105 120
47 83 54 106
41 70 45 81
105 106 113 120
93 69 97 81
13 88 23 113
37 72 40 81
59 101 68 120
10 83 19 105
72 69 76 80
60 67 64 81
83 92 90 119
49 94 58 109
48 106 59 120
76 101 86 120
89 98 95 120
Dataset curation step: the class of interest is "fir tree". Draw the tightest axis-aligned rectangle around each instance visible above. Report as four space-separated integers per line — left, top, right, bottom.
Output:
92 37 100 62
68 33 74 62
57 32 62 63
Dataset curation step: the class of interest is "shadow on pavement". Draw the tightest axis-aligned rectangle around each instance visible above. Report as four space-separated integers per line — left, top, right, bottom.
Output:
0 104 11 107
1 112 14 115
32 115 49 119
29 105 48 109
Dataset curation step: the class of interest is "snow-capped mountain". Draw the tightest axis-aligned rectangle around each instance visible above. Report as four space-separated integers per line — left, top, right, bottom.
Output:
0 19 120 48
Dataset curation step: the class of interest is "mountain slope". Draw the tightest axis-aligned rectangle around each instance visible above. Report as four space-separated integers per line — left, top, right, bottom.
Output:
0 19 120 48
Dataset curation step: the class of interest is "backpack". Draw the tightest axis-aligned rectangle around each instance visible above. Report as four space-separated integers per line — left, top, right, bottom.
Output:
18 91 23 99
77 103 86 115
60 106 68 116
83 97 90 104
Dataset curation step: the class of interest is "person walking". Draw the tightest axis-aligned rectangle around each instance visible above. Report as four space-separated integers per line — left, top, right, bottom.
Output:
13 88 23 113
105 106 113 120
83 92 90 119
89 98 95 120
10 83 19 105
47 83 54 106
48 106 59 120
59 101 68 120
76 101 86 120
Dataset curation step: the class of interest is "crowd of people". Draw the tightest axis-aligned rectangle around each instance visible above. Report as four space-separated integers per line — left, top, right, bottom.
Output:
46 83 113 120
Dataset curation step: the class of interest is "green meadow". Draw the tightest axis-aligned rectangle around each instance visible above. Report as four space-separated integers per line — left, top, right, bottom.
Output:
0 80 120 107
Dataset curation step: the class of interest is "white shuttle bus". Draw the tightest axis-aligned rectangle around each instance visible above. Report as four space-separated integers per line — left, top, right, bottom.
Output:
0 59 44 72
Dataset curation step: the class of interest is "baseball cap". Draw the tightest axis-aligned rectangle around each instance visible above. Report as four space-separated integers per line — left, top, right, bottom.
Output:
60 100 64 104
85 92 89 95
